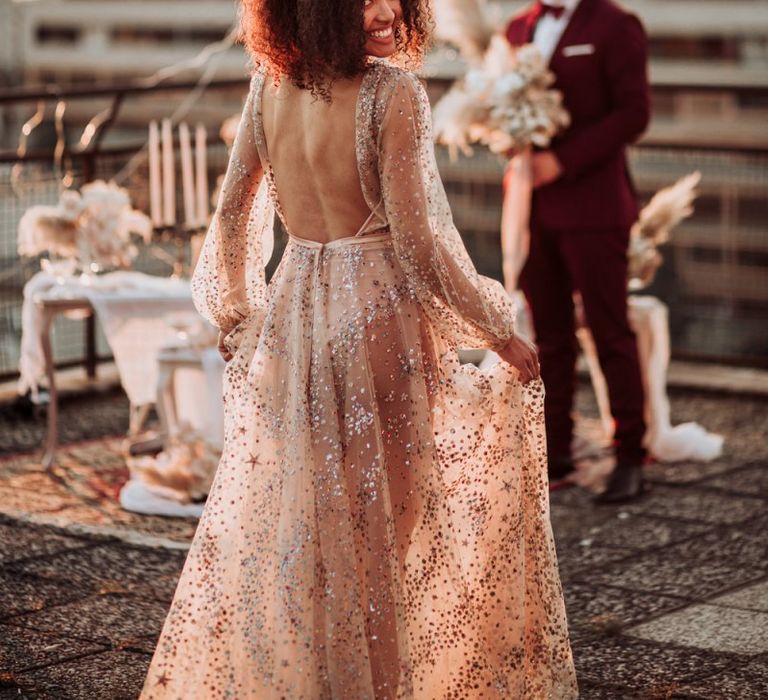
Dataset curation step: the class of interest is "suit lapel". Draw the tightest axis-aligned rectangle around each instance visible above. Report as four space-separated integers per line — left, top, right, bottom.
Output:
550 0 598 68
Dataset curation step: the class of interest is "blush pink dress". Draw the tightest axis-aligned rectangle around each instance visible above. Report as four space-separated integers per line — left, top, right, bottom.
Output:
141 61 577 699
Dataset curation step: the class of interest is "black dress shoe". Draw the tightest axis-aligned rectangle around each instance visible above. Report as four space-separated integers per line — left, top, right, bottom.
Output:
594 463 645 505
548 456 576 491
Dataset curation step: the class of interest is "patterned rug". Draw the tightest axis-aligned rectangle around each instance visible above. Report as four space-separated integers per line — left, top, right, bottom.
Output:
0 412 613 550
0 439 197 546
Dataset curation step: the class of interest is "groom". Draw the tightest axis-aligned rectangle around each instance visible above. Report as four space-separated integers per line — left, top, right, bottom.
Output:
506 0 651 503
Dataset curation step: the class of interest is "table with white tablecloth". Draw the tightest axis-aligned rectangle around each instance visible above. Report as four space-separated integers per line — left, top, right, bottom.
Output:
18 271 211 468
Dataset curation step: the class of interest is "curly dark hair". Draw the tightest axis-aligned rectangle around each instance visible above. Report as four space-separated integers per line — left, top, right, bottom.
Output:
238 0 432 97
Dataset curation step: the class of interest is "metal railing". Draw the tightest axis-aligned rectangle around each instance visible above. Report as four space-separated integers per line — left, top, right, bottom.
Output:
1 76 767 383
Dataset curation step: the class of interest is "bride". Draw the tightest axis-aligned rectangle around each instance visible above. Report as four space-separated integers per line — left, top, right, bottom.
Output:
141 0 577 697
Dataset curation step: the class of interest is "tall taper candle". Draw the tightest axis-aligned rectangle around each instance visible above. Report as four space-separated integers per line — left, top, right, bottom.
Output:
148 121 162 227
195 123 209 226
161 118 175 226
179 122 195 227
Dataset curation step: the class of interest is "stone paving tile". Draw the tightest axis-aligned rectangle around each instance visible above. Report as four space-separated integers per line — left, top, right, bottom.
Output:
0 519 89 565
621 485 765 526
734 511 768 537
676 654 768 700
0 571 91 619
569 514 713 552
576 680 661 700
555 540 636 582
550 488 619 536
555 514 714 584
0 624 108 673
707 580 768 612
0 689 31 699
113 634 159 655
700 462 768 498
0 688 45 700
585 528 768 599
563 582 687 631
13 650 149 700
0 386 131 457
7 595 170 646
643 460 742 486
8 543 187 602
627 604 768 655
572 636 739 693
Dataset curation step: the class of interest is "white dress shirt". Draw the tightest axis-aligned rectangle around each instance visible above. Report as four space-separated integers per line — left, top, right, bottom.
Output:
533 0 582 63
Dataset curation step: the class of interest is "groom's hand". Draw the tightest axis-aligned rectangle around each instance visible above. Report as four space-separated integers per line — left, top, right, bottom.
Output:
531 151 563 188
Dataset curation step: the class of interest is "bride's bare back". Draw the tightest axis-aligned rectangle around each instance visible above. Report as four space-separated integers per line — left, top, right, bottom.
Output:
262 77 374 242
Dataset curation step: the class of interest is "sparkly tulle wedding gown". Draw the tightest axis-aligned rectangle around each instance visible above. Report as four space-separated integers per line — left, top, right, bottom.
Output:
141 61 577 699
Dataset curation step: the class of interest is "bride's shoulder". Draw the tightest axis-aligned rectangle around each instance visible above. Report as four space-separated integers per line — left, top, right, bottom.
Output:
249 63 284 89
246 65 270 97
365 61 425 107
367 61 419 87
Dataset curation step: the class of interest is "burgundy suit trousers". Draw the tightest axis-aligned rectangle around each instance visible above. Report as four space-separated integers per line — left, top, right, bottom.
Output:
520 225 646 465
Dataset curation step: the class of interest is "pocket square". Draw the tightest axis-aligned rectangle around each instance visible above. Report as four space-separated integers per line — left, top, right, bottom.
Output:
563 43 595 57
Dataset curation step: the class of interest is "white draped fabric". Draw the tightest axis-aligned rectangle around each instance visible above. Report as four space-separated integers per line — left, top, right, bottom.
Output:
482 293 724 464
579 295 724 463
18 270 196 406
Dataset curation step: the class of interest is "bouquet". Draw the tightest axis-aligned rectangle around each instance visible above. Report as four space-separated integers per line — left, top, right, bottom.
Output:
629 171 702 289
433 36 570 157
432 35 570 291
18 180 152 271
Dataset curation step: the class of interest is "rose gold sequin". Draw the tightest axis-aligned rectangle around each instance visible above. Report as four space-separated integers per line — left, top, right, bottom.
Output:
142 63 577 699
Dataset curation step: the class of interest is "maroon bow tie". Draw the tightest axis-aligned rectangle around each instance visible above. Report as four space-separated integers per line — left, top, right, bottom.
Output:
537 2 566 19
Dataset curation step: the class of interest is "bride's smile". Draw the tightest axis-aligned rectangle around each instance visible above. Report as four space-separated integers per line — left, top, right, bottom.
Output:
368 26 394 42
364 0 401 57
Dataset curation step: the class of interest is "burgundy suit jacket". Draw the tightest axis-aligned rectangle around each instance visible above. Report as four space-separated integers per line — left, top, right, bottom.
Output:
506 0 650 230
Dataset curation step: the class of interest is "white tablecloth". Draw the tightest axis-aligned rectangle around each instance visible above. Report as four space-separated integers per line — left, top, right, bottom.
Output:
19 270 197 406
578 295 723 463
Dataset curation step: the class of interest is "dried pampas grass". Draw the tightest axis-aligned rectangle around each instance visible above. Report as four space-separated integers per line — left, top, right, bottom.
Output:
432 0 494 63
629 171 702 288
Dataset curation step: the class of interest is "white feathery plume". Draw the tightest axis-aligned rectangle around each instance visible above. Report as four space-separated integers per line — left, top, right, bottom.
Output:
632 171 702 245
432 87 486 158
18 180 152 269
128 424 219 504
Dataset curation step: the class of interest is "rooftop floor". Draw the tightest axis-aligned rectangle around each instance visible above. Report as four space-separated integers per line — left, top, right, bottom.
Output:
0 381 766 699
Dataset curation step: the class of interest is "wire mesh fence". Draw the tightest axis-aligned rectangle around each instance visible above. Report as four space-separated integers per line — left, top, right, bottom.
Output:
0 144 228 382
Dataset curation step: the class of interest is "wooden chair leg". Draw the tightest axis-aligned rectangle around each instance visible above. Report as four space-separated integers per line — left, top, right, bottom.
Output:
41 309 58 471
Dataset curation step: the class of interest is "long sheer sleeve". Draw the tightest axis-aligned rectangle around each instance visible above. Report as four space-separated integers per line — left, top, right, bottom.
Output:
377 71 516 351
191 73 273 335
